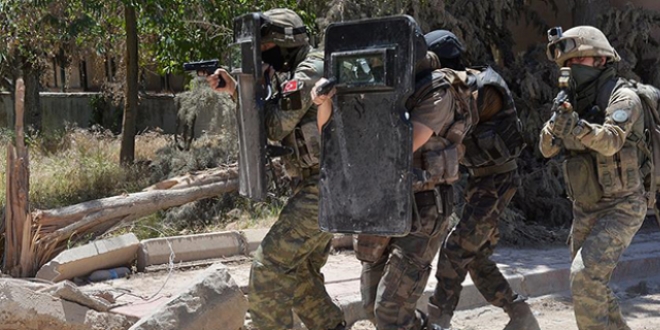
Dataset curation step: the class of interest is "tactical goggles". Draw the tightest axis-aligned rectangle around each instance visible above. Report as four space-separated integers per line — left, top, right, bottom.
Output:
547 37 578 61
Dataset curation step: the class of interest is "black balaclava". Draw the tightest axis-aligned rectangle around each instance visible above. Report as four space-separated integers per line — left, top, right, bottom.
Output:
571 63 616 114
262 45 286 71
425 30 466 71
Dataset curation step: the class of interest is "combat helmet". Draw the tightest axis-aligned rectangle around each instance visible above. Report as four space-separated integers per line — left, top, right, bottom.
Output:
546 25 621 66
260 8 309 48
424 30 466 71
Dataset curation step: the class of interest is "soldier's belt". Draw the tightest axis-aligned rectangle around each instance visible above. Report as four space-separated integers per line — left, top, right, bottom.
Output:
414 185 451 206
467 159 518 177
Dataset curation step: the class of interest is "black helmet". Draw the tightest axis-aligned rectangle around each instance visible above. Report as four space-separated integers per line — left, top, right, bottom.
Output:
424 30 465 60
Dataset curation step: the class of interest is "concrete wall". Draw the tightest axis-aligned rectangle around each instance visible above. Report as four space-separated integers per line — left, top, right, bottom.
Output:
0 92 217 137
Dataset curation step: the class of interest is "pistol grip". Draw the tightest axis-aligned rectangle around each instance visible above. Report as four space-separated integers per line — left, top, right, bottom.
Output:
217 76 226 88
316 77 337 96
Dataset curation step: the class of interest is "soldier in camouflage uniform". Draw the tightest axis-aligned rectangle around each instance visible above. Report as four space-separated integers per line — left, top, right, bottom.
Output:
315 38 480 329
208 8 346 330
540 26 647 330
423 31 539 330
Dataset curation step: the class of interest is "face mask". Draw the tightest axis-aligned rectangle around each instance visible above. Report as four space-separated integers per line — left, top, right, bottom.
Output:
262 46 285 72
570 64 603 91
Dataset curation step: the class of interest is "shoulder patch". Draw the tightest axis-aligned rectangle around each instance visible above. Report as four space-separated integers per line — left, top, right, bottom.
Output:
612 109 629 123
282 79 303 94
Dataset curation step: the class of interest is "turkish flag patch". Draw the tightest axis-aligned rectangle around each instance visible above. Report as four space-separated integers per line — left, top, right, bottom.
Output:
282 79 303 94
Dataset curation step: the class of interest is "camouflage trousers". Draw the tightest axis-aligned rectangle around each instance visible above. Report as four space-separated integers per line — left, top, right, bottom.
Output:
570 194 646 330
248 176 345 330
430 170 520 318
361 186 453 330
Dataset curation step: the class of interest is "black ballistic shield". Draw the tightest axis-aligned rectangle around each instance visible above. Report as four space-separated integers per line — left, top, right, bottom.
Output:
233 13 268 201
319 16 418 236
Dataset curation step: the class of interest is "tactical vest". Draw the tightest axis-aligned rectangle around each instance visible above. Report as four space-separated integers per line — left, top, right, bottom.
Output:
408 68 479 191
561 78 646 204
278 49 325 180
461 67 525 177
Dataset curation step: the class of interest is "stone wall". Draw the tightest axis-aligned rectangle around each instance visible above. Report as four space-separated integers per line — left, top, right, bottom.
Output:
0 92 223 138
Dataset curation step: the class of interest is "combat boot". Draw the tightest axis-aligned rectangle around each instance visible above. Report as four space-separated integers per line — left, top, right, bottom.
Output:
427 301 453 329
503 300 540 330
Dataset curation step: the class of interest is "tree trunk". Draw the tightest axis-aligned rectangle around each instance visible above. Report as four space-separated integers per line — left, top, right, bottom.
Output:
3 78 33 277
573 0 612 26
22 64 41 132
120 3 139 165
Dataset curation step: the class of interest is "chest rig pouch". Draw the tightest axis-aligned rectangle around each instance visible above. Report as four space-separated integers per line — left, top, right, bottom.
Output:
563 153 603 204
409 69 478 187
276 76 320 179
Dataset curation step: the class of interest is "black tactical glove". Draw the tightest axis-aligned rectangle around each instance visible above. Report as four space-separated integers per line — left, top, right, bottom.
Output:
549 110 579 138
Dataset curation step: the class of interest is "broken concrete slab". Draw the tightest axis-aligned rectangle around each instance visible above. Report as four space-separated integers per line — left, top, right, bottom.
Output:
0 278 133 330
36 233 139 283
39 280 112 312
241 228 270 254
137 231 244 271
129 263 248 330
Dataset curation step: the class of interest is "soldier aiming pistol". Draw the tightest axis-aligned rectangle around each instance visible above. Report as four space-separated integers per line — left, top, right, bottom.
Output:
183 59 226 88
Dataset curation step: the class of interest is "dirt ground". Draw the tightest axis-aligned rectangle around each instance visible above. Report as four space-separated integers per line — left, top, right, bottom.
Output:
349 277 660 330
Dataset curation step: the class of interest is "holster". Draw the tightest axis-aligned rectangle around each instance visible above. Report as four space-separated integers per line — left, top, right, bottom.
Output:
414 185 454 216
354 234 391 263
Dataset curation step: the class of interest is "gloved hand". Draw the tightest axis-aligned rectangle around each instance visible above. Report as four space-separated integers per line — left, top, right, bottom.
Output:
549 110 579 138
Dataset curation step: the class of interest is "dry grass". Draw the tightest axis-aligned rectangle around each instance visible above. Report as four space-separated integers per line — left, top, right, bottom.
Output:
0 127 168 209
0 127 281 241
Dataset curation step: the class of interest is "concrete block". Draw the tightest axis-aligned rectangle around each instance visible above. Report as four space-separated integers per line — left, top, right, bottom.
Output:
129 263 248 330
241 228 270 254
521 268 570 297
613 256 660 282
36 233 139 282
137 231 243 271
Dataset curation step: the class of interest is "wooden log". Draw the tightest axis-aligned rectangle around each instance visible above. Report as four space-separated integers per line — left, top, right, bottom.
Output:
31 166 240 267
35 166 239 229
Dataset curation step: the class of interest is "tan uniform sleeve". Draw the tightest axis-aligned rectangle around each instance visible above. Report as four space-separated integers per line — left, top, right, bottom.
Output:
410 87 455 135
539 122 561 158
265 55 324 141
576 88 643 156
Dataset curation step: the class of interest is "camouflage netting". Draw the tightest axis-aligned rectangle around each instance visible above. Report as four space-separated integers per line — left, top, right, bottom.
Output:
314 0 660 246
153 77 291 231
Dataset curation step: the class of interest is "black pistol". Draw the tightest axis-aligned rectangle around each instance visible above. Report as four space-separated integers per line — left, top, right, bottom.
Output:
183 59 226 88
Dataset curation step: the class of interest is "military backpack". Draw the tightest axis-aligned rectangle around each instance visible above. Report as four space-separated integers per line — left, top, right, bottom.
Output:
628 81 660 207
